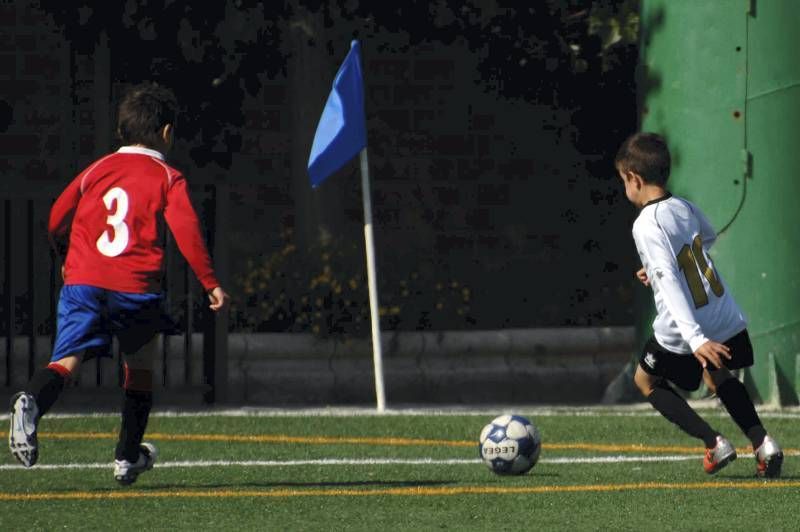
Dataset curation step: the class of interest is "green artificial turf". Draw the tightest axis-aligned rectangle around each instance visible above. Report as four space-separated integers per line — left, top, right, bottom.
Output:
1 409 797 531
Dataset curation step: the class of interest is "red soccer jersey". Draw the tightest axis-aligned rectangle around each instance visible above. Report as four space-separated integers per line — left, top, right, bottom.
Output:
48 146 219 293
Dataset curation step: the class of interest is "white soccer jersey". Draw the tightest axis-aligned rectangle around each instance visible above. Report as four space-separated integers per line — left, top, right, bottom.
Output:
632 194 746 354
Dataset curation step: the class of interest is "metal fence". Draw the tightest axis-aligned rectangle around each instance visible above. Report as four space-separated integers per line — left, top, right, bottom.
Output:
0 186 229 404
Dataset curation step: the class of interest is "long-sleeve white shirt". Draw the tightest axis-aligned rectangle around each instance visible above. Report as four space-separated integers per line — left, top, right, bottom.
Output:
632 194 746 354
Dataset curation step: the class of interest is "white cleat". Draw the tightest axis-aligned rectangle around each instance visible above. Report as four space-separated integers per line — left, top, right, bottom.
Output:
114 442 158 485
703 435 736 475
755 435 783 479
8 392 39 468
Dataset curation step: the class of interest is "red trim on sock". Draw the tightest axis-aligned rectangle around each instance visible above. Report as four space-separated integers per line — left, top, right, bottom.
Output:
47 362 72 379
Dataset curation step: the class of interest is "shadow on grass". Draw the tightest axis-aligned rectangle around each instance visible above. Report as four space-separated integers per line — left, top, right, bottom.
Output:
91 479 458 492
718 474 800 481
136 472 561 490
524 472 559 478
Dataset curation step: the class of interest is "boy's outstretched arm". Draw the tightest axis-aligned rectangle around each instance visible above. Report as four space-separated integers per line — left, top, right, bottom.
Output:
693 340 731 369
651 267 730 368
636 267 650 286
696 208 718 249
164 175 223 295
48 175 83 260
634 224 731 369
207 286 230 311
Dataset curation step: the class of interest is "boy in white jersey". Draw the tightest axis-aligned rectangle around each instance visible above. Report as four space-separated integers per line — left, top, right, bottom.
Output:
616 132 782 477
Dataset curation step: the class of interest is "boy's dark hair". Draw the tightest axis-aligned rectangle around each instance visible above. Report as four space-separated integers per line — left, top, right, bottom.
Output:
615 132 671 185
117 82 177 148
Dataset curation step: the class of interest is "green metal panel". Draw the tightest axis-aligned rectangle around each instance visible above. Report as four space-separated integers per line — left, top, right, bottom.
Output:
737 1 800 405
639 0 800 404
640 0 747 226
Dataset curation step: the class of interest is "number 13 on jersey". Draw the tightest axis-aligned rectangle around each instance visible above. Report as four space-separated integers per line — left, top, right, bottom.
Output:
96 187 130 257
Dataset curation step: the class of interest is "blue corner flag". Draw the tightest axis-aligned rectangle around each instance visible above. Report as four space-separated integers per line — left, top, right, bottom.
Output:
308 41 367 188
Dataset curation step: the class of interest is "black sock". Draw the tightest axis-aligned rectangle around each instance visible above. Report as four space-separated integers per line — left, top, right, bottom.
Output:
25 367 66 419
115 390 153 462
648 381 719 448
716 378 767 448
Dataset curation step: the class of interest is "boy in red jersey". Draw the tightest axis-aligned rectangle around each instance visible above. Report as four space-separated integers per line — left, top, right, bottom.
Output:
8 83 229 485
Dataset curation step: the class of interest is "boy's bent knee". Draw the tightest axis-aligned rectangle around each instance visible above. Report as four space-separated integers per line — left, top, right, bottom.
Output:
123 364 153 392
705 367 734 392
50 353 83 376
121 336 158 365
634 365 658 397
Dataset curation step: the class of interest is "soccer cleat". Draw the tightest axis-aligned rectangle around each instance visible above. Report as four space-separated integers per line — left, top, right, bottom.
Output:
114 442 158 486
754 435 783 479
8 392 40 468
703 435 736 474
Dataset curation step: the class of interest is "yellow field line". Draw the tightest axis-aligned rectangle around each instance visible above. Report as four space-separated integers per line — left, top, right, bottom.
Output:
1 431 794 455
2 480 799 502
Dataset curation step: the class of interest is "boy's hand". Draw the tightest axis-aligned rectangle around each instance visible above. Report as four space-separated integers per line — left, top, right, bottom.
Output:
693 340 732 369
207 286 230 312
636 267 650 286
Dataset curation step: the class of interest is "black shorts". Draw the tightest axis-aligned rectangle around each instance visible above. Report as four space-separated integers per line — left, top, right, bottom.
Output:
638 329 754 391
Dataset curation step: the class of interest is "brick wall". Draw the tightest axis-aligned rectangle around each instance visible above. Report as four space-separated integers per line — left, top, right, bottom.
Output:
1 2 636 334
0 3 65 190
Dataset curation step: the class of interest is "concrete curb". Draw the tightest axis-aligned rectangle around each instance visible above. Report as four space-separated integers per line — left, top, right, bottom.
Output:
1 327 636 406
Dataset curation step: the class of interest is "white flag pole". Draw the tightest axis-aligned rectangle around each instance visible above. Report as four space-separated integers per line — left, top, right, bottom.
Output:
359 147 386 412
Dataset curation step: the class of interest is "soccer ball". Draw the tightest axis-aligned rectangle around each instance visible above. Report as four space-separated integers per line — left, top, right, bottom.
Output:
479 414 541 475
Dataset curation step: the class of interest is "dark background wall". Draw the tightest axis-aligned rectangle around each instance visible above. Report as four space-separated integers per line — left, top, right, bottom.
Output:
1 1 641 339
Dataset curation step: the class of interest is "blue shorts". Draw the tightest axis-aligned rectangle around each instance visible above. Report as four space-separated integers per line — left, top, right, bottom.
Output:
51 285 164 362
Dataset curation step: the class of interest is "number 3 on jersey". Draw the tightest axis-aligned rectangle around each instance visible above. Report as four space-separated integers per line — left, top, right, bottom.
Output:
96 187 130 257
676 235 724 308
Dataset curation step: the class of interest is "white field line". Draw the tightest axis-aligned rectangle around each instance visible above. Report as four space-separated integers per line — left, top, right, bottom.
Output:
0 454 719 471
1 404 800 420
9 447 800 471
